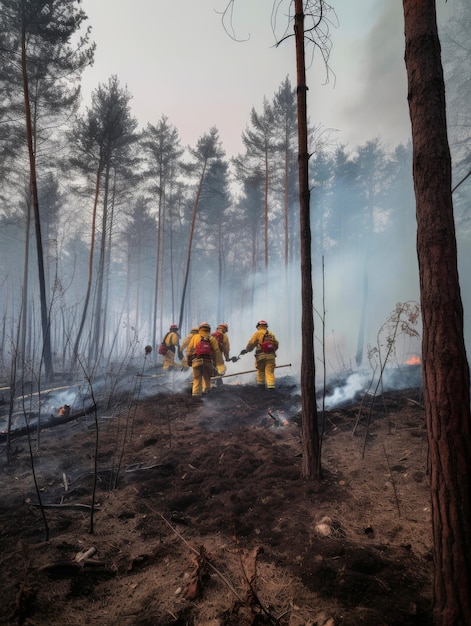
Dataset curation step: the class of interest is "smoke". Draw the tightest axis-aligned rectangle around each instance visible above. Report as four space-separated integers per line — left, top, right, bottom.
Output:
323 364 422 410
324 372 365 409
223 244 421 387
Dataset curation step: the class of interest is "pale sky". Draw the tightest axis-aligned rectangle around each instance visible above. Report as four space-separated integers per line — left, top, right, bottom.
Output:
78 1 450 158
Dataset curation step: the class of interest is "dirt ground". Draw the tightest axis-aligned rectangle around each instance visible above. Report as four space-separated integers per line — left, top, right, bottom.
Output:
0 368 433 626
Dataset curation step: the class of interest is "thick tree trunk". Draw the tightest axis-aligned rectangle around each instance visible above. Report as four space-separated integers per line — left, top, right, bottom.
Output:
402 2 471 624
294 0 320 480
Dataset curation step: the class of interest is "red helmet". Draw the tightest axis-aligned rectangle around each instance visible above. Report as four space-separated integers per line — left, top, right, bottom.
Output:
170 324 178 330
256 320 268 328
199 322 211 330
217 323 228 332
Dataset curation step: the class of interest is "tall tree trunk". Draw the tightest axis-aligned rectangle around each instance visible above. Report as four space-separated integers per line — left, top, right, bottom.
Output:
178 159 207 330
264 149 269 272
19 199 32 366
217 222 223 322
403 2 471 624
21 29 53 382
294 0 320 480
152 186 164 348
284 124 290 268
71 163 102 368
99 170 117 361
90 163 110 366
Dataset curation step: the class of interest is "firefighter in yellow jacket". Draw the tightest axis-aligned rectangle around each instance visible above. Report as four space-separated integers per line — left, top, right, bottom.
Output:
187 322 220 396
212 323 231 377
179 327 199 370
244 320 279 389
162 324 180 370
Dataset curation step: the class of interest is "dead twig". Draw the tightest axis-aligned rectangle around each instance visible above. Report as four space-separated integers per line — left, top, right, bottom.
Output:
234 536 281 626
143 503 244 603
407 397 424 409
382 442 401 518
29 503 100 511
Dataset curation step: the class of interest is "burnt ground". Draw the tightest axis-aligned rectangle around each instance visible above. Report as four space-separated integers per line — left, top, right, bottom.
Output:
0 371 432 626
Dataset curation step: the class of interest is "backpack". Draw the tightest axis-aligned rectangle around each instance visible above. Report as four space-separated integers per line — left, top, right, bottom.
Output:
158 332 170 355
158 343 168 356
195 336 212 357
212 331 224 352
261 332 275 354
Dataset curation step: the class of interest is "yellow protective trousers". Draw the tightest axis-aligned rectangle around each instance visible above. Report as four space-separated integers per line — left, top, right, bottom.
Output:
214 350 226 376
191 357 214 396
163 350 176 370
255 354 276 389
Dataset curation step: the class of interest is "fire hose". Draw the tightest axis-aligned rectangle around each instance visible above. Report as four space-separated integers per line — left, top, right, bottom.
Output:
211 363 292 380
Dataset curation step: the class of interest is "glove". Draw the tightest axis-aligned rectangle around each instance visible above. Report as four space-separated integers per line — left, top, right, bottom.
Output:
225 356 231 362
178 351 184 360
231 356 239 363
240 349 247 355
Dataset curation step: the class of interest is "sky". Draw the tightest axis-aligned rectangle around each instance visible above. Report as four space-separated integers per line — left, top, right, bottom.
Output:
78 0 451 158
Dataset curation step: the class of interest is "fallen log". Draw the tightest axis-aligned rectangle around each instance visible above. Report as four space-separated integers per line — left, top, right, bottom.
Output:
0 404 96 441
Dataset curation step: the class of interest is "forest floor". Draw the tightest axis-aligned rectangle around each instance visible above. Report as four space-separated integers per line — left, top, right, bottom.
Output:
0 366 433 626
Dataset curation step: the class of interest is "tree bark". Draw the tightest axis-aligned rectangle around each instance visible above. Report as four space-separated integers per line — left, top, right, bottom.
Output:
71 163 102 369
178 159 207 331
294 0 320 480
21 27 53 382
402 1 471 624
90 161 111 366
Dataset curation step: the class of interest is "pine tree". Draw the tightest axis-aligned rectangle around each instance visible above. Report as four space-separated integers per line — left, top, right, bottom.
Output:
0 0 94 381
68 76 139 368
141 116 183 346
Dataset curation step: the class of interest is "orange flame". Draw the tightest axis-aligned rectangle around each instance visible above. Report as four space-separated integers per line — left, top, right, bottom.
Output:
405 355 421 365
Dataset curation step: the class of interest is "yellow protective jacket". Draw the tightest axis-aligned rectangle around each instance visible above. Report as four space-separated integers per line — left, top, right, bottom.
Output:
181 331 197 355
246 328 279 357
164 330 180 353
187 329 220 361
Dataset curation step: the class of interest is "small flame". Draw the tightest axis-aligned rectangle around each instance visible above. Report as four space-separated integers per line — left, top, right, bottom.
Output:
406 355 421 365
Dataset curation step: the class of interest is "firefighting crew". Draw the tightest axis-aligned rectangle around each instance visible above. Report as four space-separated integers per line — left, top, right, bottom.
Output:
187 322 220 396
162 324 180 370
242 320 279 389
212 323 231 377
179 326 199 370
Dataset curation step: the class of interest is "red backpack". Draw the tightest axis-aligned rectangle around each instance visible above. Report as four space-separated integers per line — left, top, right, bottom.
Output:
212 331 224 352
261 332 275 354
158 332 170 355
195 336 212 357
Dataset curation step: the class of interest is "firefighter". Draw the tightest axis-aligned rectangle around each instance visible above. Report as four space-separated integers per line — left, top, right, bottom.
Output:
212 323 231 378
187 322 220 396
243 320 279 389
162 324 180 370
179 327 199 370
